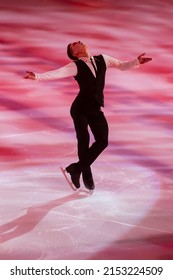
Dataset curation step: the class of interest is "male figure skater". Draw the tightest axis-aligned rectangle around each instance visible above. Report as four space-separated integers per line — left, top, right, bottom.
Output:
25 41 152 190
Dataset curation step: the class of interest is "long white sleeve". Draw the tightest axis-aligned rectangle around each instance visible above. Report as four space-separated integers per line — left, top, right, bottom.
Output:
103 54 140 71
34 62 77 81
34 54 140 81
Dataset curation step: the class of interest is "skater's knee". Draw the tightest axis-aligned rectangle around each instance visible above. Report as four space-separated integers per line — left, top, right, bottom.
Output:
98 139 108 150
103 139 108 149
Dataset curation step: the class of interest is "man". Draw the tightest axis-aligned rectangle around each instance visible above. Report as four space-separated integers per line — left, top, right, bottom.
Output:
25 41 152 191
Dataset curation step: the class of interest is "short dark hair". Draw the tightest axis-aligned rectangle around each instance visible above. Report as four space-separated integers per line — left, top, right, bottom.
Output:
67 43 78 60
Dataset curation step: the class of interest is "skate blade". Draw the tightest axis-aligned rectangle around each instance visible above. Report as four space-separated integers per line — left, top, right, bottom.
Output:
60 167 77 191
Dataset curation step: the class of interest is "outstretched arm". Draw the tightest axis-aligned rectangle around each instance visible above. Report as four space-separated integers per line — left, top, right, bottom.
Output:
24 62 77 81
103 53 152 70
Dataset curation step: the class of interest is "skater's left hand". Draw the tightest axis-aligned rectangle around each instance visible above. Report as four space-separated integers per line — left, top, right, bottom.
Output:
138 53 152 64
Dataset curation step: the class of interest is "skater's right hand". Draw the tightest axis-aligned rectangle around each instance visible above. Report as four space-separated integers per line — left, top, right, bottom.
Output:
24 71 35 80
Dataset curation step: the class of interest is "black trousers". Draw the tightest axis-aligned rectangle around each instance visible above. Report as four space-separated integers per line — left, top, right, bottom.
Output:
70 101 109 172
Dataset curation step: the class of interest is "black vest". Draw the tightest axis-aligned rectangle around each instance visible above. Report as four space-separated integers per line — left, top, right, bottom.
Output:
74 55 106 108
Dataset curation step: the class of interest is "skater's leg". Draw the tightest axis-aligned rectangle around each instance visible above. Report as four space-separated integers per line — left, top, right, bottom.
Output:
66 112 90 188
79 110 109 170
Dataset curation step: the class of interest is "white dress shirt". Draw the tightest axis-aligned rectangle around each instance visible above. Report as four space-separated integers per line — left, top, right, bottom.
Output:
35 54 140 81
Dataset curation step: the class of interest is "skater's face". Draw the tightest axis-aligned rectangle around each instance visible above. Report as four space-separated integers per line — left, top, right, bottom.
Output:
68 41 89 59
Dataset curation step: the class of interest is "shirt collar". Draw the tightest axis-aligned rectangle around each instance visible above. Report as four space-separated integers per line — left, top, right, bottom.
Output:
79 56 92 62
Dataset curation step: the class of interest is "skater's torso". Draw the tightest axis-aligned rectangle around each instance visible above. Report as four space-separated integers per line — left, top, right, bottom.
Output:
71 55 106 113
